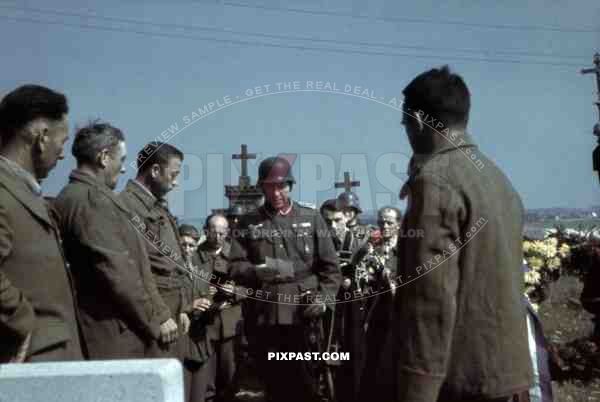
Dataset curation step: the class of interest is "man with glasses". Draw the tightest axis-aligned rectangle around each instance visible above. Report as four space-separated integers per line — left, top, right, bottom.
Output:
179 224 201 265
198 214 247 402
178 223 216 402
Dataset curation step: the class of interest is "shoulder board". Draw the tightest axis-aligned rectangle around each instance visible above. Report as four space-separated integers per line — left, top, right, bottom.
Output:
295 200 316 210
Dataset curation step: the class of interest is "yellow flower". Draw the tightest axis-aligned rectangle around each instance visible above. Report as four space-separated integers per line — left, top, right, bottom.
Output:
527 256 544 270
530 241 546 257
527 241 539 254
544 243 557 259
523 241 532 254
524 270 541 285
547 257 561 271
558 243 570 258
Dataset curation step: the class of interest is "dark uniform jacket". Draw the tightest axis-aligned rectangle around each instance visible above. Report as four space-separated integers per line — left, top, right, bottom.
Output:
196 241 246 341
54 170 169 358
330 229 366 402
0 163 82 360
359 240 398 401
394 134 533 402
181 254 214 364
231 201 341 326
119 180 187 319
348 223 371 246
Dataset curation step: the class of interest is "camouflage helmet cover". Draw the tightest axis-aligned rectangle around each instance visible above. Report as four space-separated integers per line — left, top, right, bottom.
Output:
336 191 362 214
257 156 296 186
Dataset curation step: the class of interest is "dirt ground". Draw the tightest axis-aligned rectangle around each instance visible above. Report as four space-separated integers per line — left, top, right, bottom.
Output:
539 275 600 402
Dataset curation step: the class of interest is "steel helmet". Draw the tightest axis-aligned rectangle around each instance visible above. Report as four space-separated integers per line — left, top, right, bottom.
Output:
336 191 362 214
257 156 296 187
228 204 244 217
319 198 338 216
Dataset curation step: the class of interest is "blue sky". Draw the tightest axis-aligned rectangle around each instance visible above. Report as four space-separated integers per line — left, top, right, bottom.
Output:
1 0 599 220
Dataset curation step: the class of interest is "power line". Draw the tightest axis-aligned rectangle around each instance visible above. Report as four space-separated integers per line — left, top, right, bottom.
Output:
224 0 600 34
0 3 589 61
0 14 585 68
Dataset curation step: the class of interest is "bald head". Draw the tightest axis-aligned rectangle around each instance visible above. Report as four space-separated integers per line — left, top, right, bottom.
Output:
205 213 229 249
206 214 228 229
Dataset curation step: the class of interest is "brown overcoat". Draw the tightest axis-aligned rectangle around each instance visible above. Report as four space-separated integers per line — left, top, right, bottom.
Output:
0 166 82 361
54 170 170 359
393 134 533 402
119 179 188 358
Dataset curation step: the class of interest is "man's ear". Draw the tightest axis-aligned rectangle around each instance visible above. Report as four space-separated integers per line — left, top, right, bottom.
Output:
150 163 161 179
98 148 110 168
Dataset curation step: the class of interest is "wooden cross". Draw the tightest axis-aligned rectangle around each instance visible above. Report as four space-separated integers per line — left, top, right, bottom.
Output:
334 171 360 193
232 144 256 178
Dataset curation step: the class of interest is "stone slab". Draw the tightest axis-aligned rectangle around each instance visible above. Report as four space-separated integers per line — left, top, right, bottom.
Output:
0 358 183 402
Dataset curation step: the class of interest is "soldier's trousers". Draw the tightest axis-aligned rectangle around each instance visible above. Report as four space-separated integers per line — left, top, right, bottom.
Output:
184 357 216 402
212 336 241 401
334 300 366 402
251 325 321 402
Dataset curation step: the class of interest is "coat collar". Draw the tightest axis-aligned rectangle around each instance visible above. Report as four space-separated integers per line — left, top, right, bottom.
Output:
0 155 41 195
259 200 308 219
69 169 131 214
0 164 52 227
409 133 478 176
124 179 161 211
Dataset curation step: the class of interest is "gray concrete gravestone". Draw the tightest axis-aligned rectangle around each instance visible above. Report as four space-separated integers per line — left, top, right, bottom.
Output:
0 358 183 402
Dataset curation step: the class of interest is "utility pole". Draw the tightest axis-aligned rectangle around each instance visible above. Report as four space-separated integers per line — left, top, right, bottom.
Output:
581 53 600 183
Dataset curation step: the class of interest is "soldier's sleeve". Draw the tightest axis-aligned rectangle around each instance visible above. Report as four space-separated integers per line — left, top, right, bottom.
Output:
136 234 172 327
0 204 35 360
313 212 342 305
394 173 464 402
228 232 259 290
118 194 172 327
71 192 161 340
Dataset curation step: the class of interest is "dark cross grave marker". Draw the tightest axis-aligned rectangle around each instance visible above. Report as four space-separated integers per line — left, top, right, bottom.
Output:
335 171 360 193
232 144 257 189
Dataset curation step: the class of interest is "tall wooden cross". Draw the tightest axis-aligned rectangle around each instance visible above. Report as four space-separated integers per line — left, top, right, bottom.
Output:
232 144 257 178
581 53 600 183
334 171 360 193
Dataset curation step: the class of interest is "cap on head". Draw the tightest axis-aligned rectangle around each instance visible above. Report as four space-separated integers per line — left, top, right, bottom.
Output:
257 156 296 187
178 223 200 241
336 191 362 214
